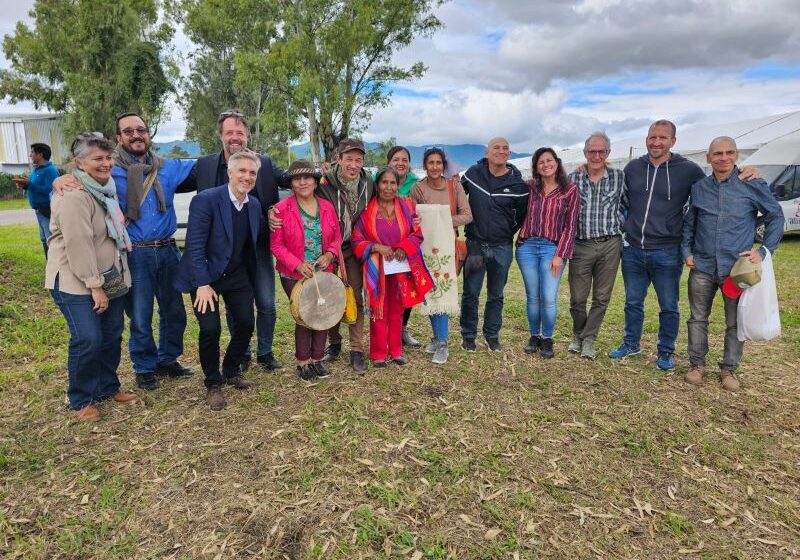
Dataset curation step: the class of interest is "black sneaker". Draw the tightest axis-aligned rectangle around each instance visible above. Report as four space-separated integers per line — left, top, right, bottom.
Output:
323 343 342 362
155 362 194 378
136 372 160 391
486 337 501 352
312 361 331 378
297 364 317 382
372 360 387 368
523 335 541 354
392 355 409 366
540 337 555 359
257 352 283 370
461 337 477 352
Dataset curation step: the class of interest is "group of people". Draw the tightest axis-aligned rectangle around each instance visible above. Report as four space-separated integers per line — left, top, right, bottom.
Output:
34 110 785 421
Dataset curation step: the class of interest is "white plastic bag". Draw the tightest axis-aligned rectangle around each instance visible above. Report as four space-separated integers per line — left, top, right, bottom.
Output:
737 248 780 341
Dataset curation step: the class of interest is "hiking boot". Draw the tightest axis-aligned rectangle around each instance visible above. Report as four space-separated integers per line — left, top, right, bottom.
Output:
608 342 641 359
580 337 596 360
568 334 582 354
311 361 331 378
720 369 740 392
461 337 476 352
136 372 160 391
684 364 705 386
257 352 283 370
74 404 100 422
432 341 449 364
206 387 226 411
297 364 317 382
350 351 367 372
657 352 675 371
155 361 194 378
424 339 439 354
323 343 341 362
486 337 501 352
540 337 555 359
225 376 255 390
402 327 421 347
111 391 138 404
524 335 541 354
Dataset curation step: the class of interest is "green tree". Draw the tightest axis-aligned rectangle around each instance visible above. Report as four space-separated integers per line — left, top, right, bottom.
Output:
163 144 190 158
364 137 397 168
1 0 176 139
178 0 443 163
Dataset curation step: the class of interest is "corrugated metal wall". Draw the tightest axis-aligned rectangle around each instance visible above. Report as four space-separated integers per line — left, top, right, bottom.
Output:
0 115 69 167
24 117 69 164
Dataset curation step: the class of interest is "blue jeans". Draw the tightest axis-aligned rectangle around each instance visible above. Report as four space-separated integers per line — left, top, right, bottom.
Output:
34 208 51 256
460 242 513 339
228 245 277 357
516 237 565 338
429 313 449 341
125 243 187 373
51 285 125 410
621 245 683 355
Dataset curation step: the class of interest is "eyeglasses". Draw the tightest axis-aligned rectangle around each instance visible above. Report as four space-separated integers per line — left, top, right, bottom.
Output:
120 127 148 137
585 149 609 156
219 111 245 119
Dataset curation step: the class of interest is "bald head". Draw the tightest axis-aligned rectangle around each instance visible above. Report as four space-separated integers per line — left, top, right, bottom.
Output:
708 136 737 154
706 136 738 179
486 137 511 170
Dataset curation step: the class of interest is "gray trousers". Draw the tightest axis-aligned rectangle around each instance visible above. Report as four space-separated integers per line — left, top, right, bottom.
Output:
687 269 744 371
568 235 622 340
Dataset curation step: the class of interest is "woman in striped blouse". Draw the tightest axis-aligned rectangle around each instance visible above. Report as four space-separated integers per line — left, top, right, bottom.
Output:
516 147 580 358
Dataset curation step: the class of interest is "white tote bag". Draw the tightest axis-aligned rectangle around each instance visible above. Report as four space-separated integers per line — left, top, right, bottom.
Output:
737 248 780 341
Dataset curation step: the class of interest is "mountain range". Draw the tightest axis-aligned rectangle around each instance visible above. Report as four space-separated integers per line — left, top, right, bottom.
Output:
154 140 530 168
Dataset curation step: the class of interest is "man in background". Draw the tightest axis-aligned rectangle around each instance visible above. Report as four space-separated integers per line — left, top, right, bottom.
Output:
14 143 60 256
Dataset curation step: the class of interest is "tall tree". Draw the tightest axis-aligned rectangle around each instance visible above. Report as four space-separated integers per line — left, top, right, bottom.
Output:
0 0 176 139
179 0 443 162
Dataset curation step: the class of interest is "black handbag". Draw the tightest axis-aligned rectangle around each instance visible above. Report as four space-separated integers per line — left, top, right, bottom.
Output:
102 258 129 299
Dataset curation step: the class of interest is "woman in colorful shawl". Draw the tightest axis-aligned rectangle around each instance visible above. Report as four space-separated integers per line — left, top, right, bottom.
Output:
45 133 137 422
410 148 472 364
271 160 342 382
352 167 433 368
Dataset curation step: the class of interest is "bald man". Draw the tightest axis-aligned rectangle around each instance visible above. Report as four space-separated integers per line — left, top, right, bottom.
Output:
460 137 529 352
681 136 784 391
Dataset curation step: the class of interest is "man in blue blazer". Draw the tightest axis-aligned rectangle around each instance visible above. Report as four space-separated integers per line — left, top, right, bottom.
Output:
175 150 263 411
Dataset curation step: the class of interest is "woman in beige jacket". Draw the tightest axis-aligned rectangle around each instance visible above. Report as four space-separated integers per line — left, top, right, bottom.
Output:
45 133 136 421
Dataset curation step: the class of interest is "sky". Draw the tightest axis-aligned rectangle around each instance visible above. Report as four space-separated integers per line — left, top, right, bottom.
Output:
3 0 800 152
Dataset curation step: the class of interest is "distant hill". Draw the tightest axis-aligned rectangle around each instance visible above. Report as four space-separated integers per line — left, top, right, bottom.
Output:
154 140 530 168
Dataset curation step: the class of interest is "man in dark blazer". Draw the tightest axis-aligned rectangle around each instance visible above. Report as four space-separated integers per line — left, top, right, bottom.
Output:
188 110 286 372
175 150 263 411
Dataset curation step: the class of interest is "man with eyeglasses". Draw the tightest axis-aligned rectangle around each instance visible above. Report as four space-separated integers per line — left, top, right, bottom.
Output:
183 110 286 372
54 113 197 390
566 132 626 360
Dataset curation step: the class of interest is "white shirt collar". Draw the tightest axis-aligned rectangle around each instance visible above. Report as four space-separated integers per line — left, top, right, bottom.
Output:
227 184 248 211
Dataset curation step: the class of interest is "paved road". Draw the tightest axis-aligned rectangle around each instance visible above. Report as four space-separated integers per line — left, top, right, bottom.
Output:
0 209 36 225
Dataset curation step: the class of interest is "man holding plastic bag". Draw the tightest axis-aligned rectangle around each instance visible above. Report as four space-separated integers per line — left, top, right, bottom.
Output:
681 137 784 391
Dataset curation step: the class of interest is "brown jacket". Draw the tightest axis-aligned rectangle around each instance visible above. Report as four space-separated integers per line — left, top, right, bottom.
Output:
45 189 131 295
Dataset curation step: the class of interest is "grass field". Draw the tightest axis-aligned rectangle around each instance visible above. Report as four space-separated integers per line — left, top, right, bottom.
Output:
1 222 799 559
0 197 31 211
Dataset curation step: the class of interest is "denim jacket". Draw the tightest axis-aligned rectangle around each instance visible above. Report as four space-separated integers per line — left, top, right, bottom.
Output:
681 167 784 277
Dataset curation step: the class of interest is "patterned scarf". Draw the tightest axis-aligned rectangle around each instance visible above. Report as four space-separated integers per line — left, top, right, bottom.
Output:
114 146 165 221
72 169 132 252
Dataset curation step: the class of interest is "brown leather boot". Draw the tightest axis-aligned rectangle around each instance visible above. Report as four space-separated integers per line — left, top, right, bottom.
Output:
74 404 100 422
684 364 705 386
111 391 138 403
225 376 255 390
720 370 740 392
206 386 226 410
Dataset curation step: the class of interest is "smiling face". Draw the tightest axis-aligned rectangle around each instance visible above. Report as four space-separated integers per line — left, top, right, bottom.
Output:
388 149 410 179
584 136 610 175
707 139 739 177
535 151 558 180
486 137 510 167
646 123 676 164
116 115 151 156
291 175 317 199
227 157 259 199
424 153 444 181
337 150 365 181
76 147 114 184
219 117 249 157
377 171 399 202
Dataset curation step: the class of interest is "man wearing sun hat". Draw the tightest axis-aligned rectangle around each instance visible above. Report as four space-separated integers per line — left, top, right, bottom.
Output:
681 136 784 391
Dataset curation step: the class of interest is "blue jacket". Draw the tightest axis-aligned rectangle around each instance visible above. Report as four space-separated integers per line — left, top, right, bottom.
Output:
623 153 705 249
681 168 784 277
112 155 195 243
26 161 60 209
174 185 262 292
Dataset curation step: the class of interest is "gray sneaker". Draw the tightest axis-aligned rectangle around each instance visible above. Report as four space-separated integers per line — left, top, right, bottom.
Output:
424 339 439 354
568 334 582 354
580 337 596 360
432 341 449 364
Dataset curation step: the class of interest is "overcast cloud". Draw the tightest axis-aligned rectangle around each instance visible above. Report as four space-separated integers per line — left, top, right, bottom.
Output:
2 0 800 151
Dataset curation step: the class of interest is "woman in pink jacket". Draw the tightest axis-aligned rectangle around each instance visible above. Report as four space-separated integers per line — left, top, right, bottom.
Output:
271 160 342 382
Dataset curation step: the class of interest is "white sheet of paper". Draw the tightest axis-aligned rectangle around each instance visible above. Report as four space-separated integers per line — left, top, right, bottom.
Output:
383 258 410 275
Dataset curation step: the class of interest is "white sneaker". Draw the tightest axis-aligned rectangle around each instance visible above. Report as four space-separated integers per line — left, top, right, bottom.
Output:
424 339 439 354
432 341 449 364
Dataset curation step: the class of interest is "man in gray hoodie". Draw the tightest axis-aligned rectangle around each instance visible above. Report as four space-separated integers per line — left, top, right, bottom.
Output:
609 120 757 370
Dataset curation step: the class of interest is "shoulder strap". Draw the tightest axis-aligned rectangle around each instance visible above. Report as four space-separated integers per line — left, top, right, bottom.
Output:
337 246 350 287
446 178 457 217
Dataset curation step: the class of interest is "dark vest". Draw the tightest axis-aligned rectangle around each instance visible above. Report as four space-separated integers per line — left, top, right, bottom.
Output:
224 200 254 275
